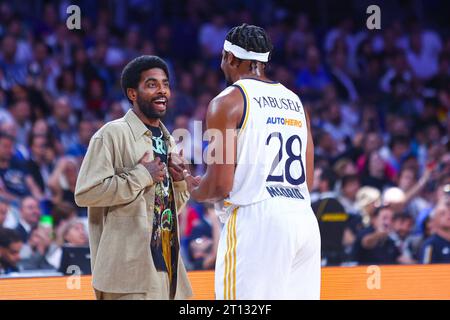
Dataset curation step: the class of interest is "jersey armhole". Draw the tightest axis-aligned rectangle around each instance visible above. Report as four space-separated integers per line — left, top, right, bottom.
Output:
231 84 247 130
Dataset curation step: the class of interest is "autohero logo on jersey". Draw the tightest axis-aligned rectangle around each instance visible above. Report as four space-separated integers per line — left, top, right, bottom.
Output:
266 116 302 128
253 96 304 114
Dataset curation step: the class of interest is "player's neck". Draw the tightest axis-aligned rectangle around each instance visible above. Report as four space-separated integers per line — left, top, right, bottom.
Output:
238 73 271 83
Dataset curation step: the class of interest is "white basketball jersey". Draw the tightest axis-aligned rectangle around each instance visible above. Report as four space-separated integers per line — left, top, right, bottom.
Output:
223 78 311 207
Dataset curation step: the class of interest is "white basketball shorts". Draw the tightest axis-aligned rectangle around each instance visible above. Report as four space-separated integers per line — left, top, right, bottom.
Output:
215 197 321 300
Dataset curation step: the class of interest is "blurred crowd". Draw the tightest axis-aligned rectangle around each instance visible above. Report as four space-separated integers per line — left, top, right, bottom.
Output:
0 0 449 276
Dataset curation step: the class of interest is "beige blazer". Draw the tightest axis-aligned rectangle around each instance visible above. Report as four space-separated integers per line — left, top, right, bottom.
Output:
75 109 192 299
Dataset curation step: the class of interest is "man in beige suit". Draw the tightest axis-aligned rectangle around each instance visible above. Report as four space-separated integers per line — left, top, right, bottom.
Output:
75 55 192 300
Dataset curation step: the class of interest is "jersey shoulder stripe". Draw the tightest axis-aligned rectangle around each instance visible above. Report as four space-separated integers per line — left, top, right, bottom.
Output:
232 83 250 134
231 84 247 130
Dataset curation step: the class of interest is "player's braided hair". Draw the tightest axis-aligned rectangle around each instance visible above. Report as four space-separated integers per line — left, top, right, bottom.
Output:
225 23 273 63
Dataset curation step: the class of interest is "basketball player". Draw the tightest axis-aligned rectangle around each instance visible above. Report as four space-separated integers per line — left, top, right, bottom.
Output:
184 24 321 299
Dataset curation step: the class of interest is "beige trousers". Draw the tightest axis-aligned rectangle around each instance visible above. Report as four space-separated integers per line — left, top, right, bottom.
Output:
94 271 171 300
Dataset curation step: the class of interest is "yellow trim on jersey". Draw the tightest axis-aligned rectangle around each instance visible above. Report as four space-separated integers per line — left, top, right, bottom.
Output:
234 84 250 135
224 208 238 299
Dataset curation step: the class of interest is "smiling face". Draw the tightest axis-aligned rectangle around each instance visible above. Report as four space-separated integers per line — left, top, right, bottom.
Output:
133 68 170 120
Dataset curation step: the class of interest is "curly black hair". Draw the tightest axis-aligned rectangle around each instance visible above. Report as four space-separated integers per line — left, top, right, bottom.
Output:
225 24 273 62
120 55 169 103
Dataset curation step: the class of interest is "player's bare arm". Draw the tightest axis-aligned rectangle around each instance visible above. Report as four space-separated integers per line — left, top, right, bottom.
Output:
187 86 244 202
305 108 314 192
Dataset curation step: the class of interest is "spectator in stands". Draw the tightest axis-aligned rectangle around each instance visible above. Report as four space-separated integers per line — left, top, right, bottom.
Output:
55 67 84 115
47 96 78 153
339 174 364 259
356 131 384 172
391 212 416 264
397 165 432 220
199 15 229 59
328 45 359 102
66 119 96 160
322 102 355 153
352 205 401 265
312 168 348 265
15 196 41 243
355 186 381 227
313 130 340 165
26 133 54 198
60 219 88 247
0 199 8 227
7 99 32 148
386 135 412 174
51 201 78 231
380 50 413 95
406 28 441 80
295 45 331 100
19 224 57 271
333 158 358 179
311 167 338 202
0 119 27 161
410 214 434 261
339 174 361 216
0 132 41 203
420 198 450 263
48 156 83 216
0 34 28 89
285 13 315 61
85 78 109 118
47 219 89 270
360 151 395 191
0 227 23 274
187 204 220 270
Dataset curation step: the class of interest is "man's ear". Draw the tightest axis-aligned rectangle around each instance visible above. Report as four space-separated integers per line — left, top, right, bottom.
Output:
126 88 137 103
227 52 241 68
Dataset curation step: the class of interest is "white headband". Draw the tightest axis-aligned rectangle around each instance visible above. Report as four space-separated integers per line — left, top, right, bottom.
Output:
223 40 270 62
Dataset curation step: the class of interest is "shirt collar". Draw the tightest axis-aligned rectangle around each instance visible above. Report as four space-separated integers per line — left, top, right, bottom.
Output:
124 109 171 143
19 218 32 233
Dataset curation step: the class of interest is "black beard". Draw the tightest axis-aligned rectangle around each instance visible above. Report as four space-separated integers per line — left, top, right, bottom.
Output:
136 94 166 119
